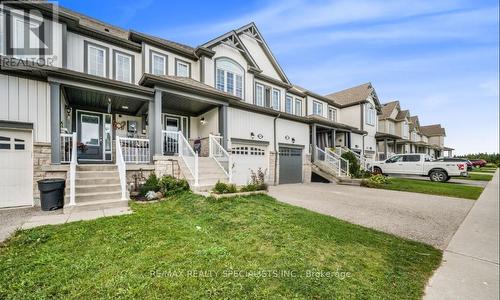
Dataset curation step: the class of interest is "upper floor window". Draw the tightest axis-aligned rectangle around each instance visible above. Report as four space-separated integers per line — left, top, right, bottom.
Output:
272 89 280 110
114 51 133 83
365 103 376 126
255 83 264 106
402 122 409 138
388 122 395 134
151 51 167 76
215 58 244 98
294 98 303 116
313 101 323 116
285 95 293 114
328 106 337 122
175 59 190 77
85 42 107 77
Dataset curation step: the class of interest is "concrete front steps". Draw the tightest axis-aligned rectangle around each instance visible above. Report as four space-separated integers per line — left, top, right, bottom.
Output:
178 157 230 192
312 161 350 183
64 164 128 213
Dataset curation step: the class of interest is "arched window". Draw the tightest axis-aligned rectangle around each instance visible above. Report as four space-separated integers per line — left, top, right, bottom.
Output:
215 58 244 98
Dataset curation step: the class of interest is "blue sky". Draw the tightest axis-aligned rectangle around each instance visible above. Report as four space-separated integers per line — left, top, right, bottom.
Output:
59 0 499 154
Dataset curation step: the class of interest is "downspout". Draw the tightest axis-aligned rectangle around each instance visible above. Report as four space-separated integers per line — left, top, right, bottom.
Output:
273 113 281 185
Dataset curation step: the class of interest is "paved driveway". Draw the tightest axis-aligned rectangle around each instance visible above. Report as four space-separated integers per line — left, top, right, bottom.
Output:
268 183 474 249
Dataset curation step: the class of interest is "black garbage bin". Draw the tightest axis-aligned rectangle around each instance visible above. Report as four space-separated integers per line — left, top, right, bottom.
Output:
38 179 65 211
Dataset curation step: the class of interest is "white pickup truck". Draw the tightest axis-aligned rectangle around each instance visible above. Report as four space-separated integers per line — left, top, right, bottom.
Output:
373 154 468 182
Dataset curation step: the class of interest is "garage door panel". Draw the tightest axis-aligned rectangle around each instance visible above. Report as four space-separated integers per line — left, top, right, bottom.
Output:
231 144 269 185
279 147 302 184
0 130 33 208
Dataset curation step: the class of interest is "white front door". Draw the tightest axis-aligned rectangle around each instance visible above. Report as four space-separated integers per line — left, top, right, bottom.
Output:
0 129 33 208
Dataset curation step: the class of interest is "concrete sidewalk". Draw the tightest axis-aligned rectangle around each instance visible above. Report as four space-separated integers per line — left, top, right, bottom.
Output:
425 170 499 299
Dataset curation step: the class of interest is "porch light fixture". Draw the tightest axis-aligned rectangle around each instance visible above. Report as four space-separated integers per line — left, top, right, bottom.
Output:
107 97 112 114
65 105 71 118
250 132 255 139
200 117 206 125
291 138 295 144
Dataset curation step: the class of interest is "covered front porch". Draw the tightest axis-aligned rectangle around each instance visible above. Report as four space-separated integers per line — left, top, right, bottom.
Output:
51 75 229 166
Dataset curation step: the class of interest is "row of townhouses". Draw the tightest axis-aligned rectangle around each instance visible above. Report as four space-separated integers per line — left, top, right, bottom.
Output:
0 2 453 209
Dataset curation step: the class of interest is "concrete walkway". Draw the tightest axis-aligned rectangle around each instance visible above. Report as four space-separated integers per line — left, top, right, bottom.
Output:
268 182 473 249
0 206 131 243
425 170 499 299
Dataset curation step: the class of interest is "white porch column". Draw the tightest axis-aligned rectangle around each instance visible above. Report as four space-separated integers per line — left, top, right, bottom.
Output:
50 82 61 164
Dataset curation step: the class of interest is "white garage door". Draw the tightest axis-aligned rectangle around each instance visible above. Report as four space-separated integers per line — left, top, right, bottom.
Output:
231 144 269 185
0 129 33 208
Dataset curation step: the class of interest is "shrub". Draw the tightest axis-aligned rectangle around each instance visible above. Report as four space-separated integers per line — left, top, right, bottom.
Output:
212 181 238 194
139 173 160 196
361 174 390 188
158 175 190 196
248 168 268 191
341 152 361 178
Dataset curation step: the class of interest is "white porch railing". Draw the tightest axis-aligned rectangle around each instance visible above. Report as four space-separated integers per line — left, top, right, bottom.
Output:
209 134 232 182
162 130 179 154
115 136 128 200
178 131 199 186
118 137 150 164
60 133 74 163
314 147 349 177
68 132 77 206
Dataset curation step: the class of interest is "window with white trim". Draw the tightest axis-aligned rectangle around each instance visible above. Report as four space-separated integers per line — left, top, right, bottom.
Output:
294 98 302 116
215 58 244 99
402 122 409 138
255 83 264 106
87 44 106 77
365 103 376 126
272 89 280 110
328 106 337 122
115 52 132 83
388 122 395 134
176 60 190 77
285 95 293 114
313 101 323 116
152 53 166 75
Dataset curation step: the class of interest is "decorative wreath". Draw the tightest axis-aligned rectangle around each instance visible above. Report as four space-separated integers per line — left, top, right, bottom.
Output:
113 120 126 130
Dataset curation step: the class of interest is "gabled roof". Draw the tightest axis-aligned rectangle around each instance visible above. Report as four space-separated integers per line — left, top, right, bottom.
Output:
292 85 341 108
420 124 446 137
379 100 400 120
409 116 420 131
235 23 291 84
396 109 410 121
129 30 197 60
324 82 381 109
201 29 260 70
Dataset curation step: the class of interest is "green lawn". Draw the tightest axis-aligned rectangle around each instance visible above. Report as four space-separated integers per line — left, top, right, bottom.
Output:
368 178 483 200
461 173 494 181
470 168 497 174
0 193 441 299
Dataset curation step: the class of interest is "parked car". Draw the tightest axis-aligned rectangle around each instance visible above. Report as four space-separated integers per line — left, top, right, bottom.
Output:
372 154 469 182
435 157 473 171
470 159 487 168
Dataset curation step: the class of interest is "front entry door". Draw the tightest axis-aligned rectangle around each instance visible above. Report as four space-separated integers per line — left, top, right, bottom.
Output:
164 116 180 155
77 111 103 160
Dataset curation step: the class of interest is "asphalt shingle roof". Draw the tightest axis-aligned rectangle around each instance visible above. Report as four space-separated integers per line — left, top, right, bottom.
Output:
324 82 374 106
420 124 446 136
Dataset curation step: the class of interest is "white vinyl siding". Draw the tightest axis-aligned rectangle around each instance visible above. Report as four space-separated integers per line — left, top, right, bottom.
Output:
272 89 280 110
87 44 106 77
285 95 293 114
365 103 376 126
313 101 323 116
114 52 132 83
152 53 166 76
294 98 302 116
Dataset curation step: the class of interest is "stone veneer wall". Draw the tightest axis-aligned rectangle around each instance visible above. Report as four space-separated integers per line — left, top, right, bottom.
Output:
153 156 184 179
33 143 68 206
